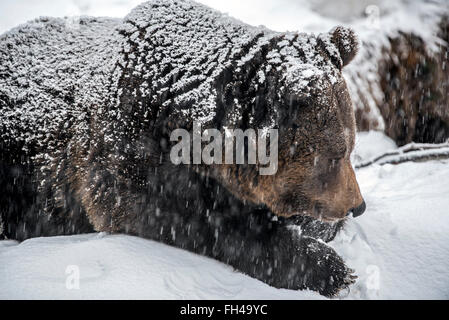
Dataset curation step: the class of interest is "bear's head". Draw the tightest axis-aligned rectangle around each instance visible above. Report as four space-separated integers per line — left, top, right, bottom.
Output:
210 26 365 222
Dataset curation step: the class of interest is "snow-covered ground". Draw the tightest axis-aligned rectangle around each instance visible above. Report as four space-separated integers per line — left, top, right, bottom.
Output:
1 132 449 299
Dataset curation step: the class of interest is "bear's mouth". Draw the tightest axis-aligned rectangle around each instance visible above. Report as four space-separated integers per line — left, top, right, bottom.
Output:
319 216 345 223
263 199 350 223
276 209 346 223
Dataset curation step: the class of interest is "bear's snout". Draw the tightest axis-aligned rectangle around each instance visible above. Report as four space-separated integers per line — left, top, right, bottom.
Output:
347 200 366 218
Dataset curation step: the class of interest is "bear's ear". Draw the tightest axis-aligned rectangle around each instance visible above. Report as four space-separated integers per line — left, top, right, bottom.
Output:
330 26 359 67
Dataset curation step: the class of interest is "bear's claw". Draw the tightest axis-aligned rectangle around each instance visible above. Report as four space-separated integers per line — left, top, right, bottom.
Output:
344 269 358 285
331 267 357 298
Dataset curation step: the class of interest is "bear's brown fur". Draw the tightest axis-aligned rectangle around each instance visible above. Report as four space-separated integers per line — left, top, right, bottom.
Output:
353 16 449 146
377 17 449 146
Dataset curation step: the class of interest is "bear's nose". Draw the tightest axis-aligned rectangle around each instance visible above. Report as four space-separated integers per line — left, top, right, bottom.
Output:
346 200 366 218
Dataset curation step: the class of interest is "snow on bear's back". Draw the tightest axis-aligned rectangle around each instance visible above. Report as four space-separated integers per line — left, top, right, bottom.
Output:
0 16 121 148
0 0 348 155
117 0 268 124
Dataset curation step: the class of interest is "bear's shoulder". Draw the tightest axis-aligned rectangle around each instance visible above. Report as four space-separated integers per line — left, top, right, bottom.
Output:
116 0 271 124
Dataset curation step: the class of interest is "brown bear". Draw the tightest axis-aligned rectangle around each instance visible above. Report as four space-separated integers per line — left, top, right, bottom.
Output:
0 0 365 297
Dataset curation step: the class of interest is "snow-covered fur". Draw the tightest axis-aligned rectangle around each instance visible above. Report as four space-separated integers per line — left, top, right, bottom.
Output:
0 0 363 296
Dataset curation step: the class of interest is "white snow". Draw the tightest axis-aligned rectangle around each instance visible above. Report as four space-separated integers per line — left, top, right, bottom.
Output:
2 132 449 299
0 233 323 299
335 160 449 299
351 130 397 165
